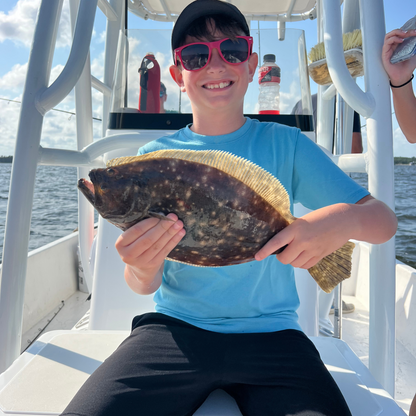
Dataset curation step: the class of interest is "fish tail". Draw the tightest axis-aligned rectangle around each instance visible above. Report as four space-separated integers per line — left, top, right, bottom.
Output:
307 241 356 293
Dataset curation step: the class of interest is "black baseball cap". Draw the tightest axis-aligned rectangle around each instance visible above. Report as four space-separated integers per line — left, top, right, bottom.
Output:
171 0 250 53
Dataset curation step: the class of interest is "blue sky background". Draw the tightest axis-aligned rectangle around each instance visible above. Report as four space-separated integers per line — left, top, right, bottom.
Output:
0 0 415 157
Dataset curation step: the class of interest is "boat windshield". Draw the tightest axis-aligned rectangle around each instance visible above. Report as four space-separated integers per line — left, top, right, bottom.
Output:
110 28 313 129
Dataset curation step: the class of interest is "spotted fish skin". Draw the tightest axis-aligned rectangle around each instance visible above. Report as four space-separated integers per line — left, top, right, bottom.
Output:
142 158 289 266
78 149 355 293
79 157 289 267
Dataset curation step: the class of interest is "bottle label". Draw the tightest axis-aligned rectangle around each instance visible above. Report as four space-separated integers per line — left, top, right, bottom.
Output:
259 110 280 115
259 66 281 84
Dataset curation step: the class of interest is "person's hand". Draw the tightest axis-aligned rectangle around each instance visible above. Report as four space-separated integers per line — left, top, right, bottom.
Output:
115 213 186 292
255 205 352 269
382 29 416 86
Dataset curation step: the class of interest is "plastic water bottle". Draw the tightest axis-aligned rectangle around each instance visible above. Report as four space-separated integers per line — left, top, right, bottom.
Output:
258 54 281 115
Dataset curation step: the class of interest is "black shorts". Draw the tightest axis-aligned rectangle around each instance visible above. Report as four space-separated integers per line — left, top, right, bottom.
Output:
61 313 352 416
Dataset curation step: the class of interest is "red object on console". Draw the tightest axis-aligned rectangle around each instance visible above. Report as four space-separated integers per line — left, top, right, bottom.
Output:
138 53 160 113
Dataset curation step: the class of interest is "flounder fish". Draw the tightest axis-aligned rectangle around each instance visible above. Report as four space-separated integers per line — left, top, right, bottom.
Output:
78 149 355 293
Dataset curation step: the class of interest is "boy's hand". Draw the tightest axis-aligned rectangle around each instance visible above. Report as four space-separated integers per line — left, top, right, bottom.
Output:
382 29 416 85
255 196 397 268
115 213 186 294
255 206 351 269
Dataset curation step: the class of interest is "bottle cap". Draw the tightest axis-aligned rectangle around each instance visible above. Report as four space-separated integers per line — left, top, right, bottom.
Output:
263 54 276 62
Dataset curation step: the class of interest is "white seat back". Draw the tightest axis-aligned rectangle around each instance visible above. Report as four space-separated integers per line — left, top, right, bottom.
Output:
88 147 156 330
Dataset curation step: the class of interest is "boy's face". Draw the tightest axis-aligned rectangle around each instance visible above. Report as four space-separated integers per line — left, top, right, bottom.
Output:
170 23 258 116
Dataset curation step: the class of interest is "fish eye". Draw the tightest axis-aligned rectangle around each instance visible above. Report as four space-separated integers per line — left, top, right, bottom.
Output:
106 168 116 176
101 184 109 191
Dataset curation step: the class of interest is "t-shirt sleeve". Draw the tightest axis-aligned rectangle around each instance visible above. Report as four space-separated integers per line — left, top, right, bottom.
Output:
292 132 369 210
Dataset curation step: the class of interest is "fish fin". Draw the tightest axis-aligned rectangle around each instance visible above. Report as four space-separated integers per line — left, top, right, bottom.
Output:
107 150 294 224
148 212 174 221
307 241 356 293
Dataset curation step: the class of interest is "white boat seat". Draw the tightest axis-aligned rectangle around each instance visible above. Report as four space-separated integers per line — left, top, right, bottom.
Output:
0 331 405 415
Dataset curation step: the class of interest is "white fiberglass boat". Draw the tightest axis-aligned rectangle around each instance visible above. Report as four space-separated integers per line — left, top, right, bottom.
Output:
0 0 415 414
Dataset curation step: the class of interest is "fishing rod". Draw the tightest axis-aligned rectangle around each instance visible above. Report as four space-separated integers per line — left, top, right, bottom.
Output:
0 97 102 121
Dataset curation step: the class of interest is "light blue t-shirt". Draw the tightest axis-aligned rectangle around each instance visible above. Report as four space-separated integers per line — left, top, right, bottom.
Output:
137 117 369 334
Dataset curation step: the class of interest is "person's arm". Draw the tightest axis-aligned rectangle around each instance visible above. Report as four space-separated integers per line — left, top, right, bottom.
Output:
255 195 397 269
115 213 186 295
382 29 416 143
390 80 416 144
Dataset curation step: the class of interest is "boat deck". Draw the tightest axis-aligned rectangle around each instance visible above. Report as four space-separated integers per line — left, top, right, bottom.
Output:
337 295 416 415
21 291 90 352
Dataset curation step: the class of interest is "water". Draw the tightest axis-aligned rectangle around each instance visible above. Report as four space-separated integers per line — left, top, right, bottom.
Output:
0 164 79 263
351 166 416 269
0 164 415 269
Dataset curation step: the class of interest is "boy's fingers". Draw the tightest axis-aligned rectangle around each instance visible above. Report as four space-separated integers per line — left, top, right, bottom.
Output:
123 219 185 265
117 214 179 247
301 257 320 270
274 242 303 265
117 217 161 247
288 250 317 268
148 228 186 265
255 228 292 261
159 213 180 232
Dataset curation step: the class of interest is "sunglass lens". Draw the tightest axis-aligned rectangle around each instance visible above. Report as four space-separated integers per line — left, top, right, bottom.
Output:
220 38 249 64
181 44 209 70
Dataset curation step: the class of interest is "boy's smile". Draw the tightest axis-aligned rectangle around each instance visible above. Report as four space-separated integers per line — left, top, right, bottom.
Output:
203 80 232 90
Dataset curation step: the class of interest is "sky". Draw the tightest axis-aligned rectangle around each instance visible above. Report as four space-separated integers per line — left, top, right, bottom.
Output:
0 0 415 157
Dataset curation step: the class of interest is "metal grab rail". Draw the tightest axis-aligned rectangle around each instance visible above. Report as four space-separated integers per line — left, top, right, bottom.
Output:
359 0 396 398
322 0 396 396
38 132 175 167
92 75 113 96
0 0 65 374
321 0 375 118
35 0 98 115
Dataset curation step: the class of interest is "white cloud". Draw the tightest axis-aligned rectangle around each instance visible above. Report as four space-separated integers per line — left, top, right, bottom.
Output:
93 30 106 44
91 51 104 81
0 63 27 92
0 61 104 156
0 61 67 95
0 95 80 156
0 0 40 46
0 0 72 48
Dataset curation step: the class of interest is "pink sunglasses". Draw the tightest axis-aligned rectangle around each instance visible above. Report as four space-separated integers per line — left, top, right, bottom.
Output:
174 36 253 71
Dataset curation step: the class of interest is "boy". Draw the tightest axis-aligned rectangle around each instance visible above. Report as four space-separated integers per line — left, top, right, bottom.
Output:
62 1 397 415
